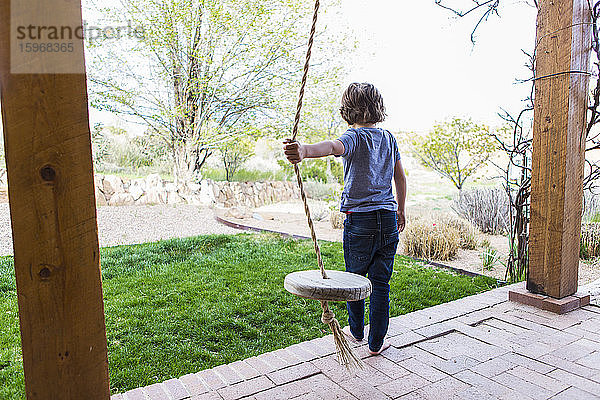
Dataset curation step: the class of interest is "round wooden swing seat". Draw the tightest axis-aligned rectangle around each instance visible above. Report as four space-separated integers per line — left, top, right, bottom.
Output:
284 270 372 302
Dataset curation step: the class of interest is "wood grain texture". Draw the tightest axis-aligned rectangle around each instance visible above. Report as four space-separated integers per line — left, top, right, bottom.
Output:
528 0 591 298
284 270 372 302
0 1 110 398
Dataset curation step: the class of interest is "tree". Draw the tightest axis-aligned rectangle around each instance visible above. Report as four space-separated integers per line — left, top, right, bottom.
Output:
269 71 349 184
409 117 497 190
434 0 503 44
87 0 320 183
300 78 347 184
220 138 255 182
90 123 109 169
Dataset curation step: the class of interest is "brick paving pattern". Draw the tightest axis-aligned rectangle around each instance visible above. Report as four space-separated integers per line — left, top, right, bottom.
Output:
115 282 600 399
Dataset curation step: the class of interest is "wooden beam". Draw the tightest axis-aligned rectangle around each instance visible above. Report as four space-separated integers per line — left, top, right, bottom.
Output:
528 0 592 299
0 0 110 398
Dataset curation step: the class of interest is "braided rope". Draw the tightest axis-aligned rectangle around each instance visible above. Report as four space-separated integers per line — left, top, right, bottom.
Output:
289 0 362 371
291 0 326 280
294 164 327 278
291 0 320 143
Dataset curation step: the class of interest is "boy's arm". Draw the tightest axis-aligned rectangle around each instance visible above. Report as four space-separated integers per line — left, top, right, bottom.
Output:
393 158 407 232
283 139 344 164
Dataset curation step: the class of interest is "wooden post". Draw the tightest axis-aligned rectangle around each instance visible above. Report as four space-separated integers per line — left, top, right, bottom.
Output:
0 0 110 398
528 0 592 299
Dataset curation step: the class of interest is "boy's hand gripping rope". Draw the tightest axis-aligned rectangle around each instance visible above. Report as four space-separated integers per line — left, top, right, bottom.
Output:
290 0 362 371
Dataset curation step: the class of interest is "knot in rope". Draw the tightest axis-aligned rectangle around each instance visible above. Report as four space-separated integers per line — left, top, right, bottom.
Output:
321 308 335 325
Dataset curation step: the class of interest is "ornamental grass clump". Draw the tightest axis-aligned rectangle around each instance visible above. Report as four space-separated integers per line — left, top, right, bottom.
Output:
581 222 600 259
330 209 345 229
480 245 500 271
440 214 479 250
403 213 480 261
403 217 461 261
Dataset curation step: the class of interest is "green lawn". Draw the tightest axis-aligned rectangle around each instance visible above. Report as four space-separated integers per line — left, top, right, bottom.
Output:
0 233 499 398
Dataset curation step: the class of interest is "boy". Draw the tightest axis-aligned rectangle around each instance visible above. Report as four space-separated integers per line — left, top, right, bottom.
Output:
283 82 407 355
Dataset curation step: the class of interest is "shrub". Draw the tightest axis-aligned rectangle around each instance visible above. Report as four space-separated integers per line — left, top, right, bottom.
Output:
303 180 341 201
581 222 600 259
330 210 345 229
93 126 172 176
201 167 287 182
440 214 479 250
220 139 255 182
277 158 343 184
110 135 168 169
452 187 509 235
403 216 461 261
302 161 328 183
583 192 600 222
91 123 109 168
402 213 480 261
310 203 330 221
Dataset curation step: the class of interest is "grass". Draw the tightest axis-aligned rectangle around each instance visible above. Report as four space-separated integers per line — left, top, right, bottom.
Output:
0 233 499 398
94 166 289 183
202 167 288 182
95 163 175 181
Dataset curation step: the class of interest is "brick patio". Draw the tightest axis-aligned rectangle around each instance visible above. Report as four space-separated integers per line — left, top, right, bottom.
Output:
112 282 600 400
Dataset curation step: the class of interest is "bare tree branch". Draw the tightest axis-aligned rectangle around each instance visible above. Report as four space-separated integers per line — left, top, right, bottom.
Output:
434 0 502 43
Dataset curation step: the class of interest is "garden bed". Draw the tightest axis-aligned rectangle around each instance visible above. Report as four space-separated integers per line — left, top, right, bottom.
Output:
220 201 600 286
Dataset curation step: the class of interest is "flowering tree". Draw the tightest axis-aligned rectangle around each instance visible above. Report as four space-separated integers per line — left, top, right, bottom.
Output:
87 0 336 183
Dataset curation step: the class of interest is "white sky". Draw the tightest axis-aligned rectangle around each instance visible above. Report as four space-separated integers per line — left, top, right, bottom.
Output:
86 1 540 134
0 1 539 136
331 0 538 132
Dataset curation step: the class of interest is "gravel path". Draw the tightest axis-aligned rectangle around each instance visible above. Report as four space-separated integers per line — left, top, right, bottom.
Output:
0 203 240 256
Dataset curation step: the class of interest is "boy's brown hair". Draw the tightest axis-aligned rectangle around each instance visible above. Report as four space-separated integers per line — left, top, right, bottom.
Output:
339 82 386 125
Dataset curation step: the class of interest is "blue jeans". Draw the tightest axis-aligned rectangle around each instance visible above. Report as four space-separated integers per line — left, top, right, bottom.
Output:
343 210 399 352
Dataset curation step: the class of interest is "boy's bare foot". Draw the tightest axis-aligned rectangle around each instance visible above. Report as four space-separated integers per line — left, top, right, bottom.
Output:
342 325 363 343
368 339 391 356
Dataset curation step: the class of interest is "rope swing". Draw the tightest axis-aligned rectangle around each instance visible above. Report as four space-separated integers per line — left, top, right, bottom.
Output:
283 0 370 371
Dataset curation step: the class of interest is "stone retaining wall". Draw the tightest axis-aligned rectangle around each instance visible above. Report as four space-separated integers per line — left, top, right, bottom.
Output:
0 170 298 207
95 173 300 207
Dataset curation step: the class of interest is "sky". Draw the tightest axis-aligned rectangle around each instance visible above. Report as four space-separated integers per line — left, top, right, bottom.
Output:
0 1 539 135
330 0 538 132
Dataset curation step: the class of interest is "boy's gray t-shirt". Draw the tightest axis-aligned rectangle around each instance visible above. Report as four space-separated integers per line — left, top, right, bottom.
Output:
337 127 401 213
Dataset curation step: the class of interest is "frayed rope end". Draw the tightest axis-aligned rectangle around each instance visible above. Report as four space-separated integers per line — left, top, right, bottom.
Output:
320 301 363 372
329 318 364 372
